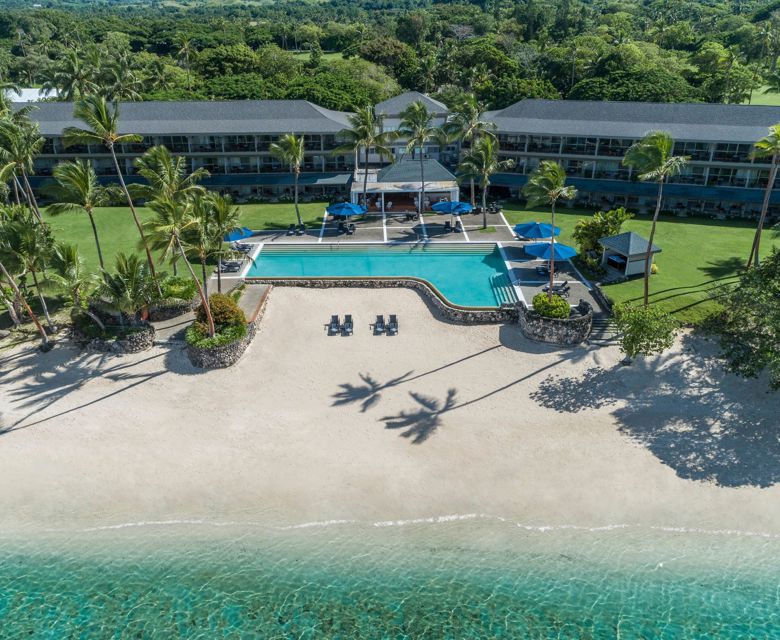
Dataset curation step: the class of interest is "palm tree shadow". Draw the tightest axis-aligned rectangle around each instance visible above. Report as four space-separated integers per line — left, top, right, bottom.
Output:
331 371 414 412
381 389 458 444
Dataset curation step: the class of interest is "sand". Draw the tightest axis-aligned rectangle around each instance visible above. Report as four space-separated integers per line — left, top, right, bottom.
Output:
1 287 779 536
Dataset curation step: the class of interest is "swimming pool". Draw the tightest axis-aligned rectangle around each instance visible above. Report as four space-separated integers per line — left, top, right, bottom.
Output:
245 244 517 308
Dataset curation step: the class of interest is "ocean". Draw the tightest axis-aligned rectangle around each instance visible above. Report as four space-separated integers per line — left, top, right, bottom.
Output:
1 517 778 638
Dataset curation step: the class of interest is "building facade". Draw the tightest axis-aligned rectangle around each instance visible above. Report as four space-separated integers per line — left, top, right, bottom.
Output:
19 93 780 219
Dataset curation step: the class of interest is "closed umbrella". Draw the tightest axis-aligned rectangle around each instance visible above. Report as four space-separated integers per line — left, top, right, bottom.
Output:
513 221 560 239
525 242 577 261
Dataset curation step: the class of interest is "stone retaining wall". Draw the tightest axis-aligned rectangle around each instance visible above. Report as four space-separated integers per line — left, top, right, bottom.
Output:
72 323 155 354
519 300 593 345
148 298 196 321
245 278 518 324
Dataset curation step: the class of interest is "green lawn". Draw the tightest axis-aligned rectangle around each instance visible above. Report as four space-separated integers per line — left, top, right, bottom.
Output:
744 85 780 106
503 203 780 324
42 202 327 272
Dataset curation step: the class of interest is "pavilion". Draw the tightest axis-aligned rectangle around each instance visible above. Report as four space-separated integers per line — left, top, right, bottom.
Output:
350 159 459 213
598 231 661 277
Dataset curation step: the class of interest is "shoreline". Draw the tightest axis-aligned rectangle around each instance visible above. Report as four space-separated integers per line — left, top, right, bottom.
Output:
1 287 779 539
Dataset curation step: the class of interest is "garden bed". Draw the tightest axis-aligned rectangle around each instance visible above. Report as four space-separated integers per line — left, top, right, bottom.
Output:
71 322 155 354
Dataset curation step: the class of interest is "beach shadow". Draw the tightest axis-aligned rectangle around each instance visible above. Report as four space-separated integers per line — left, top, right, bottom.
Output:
332 371 414 412
530 337 780 488
381 389 458 444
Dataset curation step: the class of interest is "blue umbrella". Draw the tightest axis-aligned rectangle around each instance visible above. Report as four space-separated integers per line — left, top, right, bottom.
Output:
525 242 577 261
327 202 367 217
224 227 253 242
514 221 560 239
432 201 472 214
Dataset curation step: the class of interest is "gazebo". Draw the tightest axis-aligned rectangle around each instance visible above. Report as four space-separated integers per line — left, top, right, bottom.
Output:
350 159 459 213
598 231 661 277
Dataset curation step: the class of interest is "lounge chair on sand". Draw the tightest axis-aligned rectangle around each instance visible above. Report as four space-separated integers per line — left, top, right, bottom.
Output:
327 315 340 335
373 315 385 335
342 314 354 336
387 314 398 335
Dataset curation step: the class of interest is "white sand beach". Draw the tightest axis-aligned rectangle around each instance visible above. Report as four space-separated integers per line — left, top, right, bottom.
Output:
1 287 779 536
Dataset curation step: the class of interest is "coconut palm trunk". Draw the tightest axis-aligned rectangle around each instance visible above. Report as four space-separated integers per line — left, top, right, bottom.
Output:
200 259 208 299
175 234 215 337
86 208 105 270
108 144 158 282
748 152 778 268
293 166 302 226
644 179 665 306
216 256 222 293
11 176 20 205
19 168 42 223
0 285 20 326
419 149 426 217
0 259 48 346
29 269 52 326
363 145 370 206
549 201 557 300
469 177 476 208
481 180 489 229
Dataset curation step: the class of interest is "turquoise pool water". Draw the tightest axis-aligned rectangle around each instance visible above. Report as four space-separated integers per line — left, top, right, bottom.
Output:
1 522 779 638
245 244 516 307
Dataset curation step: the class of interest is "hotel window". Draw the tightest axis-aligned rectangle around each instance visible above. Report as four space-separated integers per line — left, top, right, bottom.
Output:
192 136 220 153
498 134 526 151
527 136 560 153
670 166 706 185
673 141 711 161
713 143 751 163
223 136 255 153
562 137 597 155
598 138 633 157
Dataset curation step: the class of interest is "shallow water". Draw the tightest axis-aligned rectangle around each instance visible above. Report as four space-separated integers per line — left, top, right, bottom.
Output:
246 244 516 307
1 519 779 638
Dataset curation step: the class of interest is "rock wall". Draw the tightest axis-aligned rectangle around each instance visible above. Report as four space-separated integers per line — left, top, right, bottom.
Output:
186 322 257 369
518 300 593 345
72 324 155 354
244 278 518 324
148 298 196 321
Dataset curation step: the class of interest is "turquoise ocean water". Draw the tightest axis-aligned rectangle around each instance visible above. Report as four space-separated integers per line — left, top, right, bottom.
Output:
245 244 517 307
1 519 779 638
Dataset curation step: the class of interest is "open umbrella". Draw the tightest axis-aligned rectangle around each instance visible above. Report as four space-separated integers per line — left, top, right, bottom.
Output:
431 201 472 214
224 227 254 242
513 221 560 239
326 202 367 217
525 242 577 261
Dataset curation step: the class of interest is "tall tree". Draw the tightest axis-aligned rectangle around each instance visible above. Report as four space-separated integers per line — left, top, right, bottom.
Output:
458 136 514 228
270 133 306 227
747 123 780 268
63 95 159 285
200 192 241 294
443 93 496 207
131 145 208 204
175 35 194 92
46 160 111 270
335 106 394 207
622 131 688 306
397 101 439 216
45 242 104 330
41 49 99 101
0 256 49 348
522 161 577 301
0 116 45 221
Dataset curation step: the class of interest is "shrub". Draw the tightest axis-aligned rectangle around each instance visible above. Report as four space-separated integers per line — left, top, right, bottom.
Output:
163 276 197 301
532 293 571 319
613 303 679 363
186 322 248 348
195 293 247 328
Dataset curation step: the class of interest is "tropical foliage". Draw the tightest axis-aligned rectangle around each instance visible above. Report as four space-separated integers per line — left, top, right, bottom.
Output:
613 303 680 364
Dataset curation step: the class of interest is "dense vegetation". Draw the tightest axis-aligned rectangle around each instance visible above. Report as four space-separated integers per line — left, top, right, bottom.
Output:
3 0 780 110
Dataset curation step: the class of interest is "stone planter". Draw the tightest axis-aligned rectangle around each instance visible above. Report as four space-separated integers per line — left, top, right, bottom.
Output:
186 323 257 369
244 277 519 324
519 300 593 345
71 323 155 354
148 298 196 322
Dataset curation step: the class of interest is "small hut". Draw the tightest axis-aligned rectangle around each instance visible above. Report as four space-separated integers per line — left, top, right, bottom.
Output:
598 231 661 277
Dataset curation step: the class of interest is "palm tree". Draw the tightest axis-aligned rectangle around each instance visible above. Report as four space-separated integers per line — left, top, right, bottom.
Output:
45 242 104 330
335 106 394 207
200 192 241 293
175 35 194 92
98 253 157 327
397 101 440 216
0 256 49 348
622 131 688 305
522 161 577 301
443 93 496 207
41 49 99 100
145 196 215 337
46 160 111 270
459 136 515 229
747 123 780 268
63 95 159 284
131 145 208 204
270 133 306 227
0 116 45 221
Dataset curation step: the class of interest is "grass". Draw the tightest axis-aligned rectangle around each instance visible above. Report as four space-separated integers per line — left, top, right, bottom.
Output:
744 85 780 106
503 203 780 325
42 202 327 272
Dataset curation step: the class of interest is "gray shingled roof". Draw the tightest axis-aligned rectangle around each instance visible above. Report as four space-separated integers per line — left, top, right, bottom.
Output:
598 231 661 257
376 159 456 183
487 99 780 143
375 92 449 116
16 100 353 136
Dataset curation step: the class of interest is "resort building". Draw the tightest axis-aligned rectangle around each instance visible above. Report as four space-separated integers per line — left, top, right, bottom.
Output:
486 100 780 219
19 92 780 219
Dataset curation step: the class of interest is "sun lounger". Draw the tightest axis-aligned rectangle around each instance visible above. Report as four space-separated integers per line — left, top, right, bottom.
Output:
387 314 398 335
373 314 385 335
444 220 453 233
327 315 340 335
347 223 356 235
535 265 549 276
338 221 347 233
296 224 306 236
342 314 354 335
454 220 463 232
287 223 295 236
